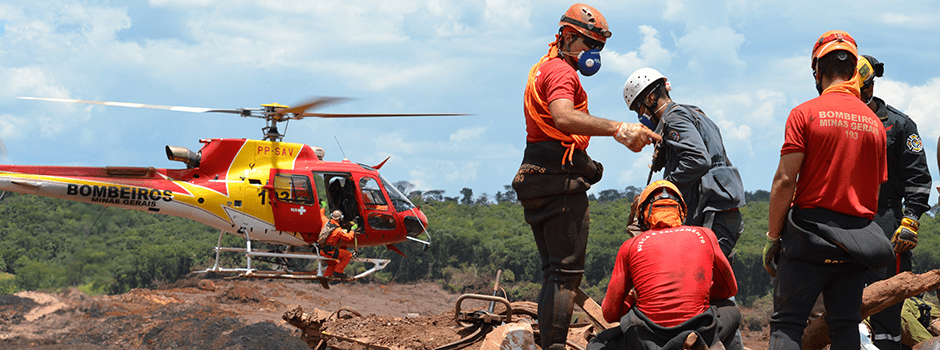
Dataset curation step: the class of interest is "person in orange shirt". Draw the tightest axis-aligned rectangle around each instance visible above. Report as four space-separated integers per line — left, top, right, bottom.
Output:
318 210 355 289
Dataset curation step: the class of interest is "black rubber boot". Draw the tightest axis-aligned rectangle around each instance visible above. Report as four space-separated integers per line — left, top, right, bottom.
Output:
538 281 577 349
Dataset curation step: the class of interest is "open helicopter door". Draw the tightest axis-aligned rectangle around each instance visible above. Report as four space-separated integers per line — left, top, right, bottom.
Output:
267 170 324 241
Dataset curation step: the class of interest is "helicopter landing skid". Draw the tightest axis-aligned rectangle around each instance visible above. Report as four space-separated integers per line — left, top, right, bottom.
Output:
195 230 390 281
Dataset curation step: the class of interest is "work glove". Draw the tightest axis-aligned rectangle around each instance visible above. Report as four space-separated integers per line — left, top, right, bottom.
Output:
614 122 659 152
763 233 781 277
892 215 919 253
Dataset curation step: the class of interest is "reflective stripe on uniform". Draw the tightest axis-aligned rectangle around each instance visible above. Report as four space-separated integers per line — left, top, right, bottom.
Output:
907 186 932 194
873 333 902 342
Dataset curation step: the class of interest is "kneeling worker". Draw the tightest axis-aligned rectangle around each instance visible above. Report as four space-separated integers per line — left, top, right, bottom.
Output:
318 210 355 288
591 180 739 350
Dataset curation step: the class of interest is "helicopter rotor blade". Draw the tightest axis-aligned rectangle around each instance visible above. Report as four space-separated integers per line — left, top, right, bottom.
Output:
17 97 242 114
294 112 470 119
276 96 353 115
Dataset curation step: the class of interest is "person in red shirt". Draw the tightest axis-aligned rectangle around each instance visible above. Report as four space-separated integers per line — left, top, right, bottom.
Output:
592 180 739 350
511 4 660 350
764 30 893 350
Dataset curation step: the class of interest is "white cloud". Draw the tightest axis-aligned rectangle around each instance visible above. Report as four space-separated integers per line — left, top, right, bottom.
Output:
407 159 480 192
674 25 746 74
604 25 672 76
1 67 70 101
446 161 479 182
0 114 26 142
615 147 656 186
876 78 940 140
483 0 532 32
372 132 416 155
879 12 940 28
662 0 685 21
449 126 487 142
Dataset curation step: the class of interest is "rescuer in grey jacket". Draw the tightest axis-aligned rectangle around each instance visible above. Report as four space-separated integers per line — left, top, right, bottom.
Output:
623 68 746 258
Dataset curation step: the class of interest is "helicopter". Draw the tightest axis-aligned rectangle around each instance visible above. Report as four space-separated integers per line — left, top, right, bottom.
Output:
0 96 467 283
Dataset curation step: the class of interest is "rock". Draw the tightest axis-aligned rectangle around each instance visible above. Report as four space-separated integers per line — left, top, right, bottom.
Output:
198 279 217 291
480 321 538 350
915 336 940 350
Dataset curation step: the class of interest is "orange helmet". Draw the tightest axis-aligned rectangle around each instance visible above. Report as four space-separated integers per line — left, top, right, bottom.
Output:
811 30 858 69
559 3 611 43
637 180 686 230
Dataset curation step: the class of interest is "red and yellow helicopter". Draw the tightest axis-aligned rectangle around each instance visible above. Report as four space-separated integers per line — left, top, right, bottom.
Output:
0 96 465 283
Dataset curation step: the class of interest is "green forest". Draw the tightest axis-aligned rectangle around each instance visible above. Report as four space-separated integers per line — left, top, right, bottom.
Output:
2 186 940 307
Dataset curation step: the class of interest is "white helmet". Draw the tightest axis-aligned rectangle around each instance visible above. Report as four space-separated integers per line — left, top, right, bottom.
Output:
623 68 667 110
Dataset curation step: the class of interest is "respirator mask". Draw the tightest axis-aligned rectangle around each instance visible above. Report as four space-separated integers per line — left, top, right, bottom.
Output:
577 49 602 76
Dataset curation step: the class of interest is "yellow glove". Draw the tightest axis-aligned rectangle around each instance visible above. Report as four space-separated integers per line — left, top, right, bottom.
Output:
892 215 919 253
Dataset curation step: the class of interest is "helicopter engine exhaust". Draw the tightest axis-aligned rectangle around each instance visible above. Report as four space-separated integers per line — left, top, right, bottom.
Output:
165 145 201 168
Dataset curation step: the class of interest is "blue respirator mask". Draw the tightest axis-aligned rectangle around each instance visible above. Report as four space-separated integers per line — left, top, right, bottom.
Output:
577 49 602 76
637 112 656 130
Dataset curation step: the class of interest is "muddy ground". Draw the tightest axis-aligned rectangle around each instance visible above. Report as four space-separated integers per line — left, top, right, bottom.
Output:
0 275 770 349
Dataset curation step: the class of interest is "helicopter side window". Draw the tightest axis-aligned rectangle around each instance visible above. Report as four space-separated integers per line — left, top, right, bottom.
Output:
358 177 389 211
273 174 315 205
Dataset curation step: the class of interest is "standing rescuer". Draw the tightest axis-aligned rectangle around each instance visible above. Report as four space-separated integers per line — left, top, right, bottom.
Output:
512 3 659 349
622 68 746 259
763 30 894 350
856 54 932 350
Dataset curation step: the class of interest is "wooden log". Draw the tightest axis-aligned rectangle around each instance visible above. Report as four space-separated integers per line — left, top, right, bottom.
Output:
575 287 615 331
802 270 940 350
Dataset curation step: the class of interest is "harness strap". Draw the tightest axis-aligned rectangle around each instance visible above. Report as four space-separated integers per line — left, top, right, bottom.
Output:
524 39 590 167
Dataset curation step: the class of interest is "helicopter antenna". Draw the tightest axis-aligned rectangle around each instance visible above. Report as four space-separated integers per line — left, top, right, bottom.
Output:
334 136 348 160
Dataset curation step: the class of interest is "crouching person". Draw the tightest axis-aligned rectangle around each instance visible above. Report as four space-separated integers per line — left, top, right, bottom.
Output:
590 180 740 350
317 210 355 289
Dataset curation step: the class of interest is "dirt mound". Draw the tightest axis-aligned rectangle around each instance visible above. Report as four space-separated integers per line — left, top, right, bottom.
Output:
0 277 772 349
321 310 465 349
0 278 468 349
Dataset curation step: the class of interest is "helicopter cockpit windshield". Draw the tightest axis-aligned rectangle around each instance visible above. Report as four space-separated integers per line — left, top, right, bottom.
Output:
378 174 416 213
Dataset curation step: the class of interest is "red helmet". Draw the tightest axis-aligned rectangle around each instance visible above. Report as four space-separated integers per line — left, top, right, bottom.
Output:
559 3 611 43
811 30 858 69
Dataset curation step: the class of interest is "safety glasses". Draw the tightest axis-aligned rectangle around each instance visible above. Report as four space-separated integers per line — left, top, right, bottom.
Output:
581 35 605 51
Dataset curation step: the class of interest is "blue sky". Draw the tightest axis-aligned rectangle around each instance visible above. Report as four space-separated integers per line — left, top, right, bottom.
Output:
2 0 940 202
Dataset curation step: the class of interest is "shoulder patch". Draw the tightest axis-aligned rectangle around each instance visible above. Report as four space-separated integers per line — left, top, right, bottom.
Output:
669 130 680 141
907 134 924 153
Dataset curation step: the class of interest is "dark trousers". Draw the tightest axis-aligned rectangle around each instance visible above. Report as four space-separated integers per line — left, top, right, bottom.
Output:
524 192 590 349
703 209 743 259
703 209 744 350
588 299 741 350
866 209 912 350
769 254 866 350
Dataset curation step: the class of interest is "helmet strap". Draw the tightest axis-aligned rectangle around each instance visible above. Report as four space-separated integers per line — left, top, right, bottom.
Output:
641 87 663 122
860 80 875 104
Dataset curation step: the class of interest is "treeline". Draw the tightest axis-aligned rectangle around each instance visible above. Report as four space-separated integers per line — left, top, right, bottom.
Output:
2 188 940 307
